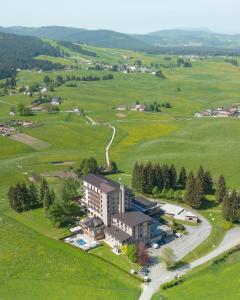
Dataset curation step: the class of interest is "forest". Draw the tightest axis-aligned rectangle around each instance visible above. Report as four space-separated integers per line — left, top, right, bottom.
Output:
0 32 63 79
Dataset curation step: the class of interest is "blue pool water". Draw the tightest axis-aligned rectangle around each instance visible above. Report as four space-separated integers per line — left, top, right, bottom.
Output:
76 239 87 246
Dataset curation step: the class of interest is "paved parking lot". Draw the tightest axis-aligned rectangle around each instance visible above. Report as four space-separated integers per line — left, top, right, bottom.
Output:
149 211 212 261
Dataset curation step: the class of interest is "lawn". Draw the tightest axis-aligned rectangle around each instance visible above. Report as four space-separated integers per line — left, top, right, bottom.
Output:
0 215 140 300
152 248 240 300
90 242 139 273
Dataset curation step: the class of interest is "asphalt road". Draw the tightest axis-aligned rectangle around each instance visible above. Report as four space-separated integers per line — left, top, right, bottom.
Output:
139 225 240 300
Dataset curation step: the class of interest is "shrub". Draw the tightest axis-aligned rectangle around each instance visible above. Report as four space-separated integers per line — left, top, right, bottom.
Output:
161 277 185 290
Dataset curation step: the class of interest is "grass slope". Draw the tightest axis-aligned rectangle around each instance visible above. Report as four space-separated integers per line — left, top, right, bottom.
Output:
0 215 140 300
152 249 240 300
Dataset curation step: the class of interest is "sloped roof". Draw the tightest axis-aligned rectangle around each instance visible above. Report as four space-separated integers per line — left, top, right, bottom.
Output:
105 226 131 242
83 174 120 193
83 217 104 228
112 211 152 227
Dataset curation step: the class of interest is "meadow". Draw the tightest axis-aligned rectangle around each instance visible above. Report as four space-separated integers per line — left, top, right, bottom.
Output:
1 46 240 299
152 248 240 300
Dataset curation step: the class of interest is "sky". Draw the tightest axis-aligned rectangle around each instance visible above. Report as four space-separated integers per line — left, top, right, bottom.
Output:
0 0 239 34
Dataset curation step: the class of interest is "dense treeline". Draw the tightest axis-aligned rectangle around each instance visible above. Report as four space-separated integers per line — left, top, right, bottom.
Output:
8 178 82 227
147 46 240 56
225 58 238 66
0 32 63 79
58 41 97 57
132 161 240 222
43 73 114 89
132 162 213 209
8 180 55 212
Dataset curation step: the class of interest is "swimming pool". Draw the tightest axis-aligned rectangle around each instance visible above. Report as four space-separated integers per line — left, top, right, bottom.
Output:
76 239 87 246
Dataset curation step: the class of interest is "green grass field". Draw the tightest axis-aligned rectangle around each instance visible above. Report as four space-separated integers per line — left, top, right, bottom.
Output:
152 249 240 300
1 45 240 299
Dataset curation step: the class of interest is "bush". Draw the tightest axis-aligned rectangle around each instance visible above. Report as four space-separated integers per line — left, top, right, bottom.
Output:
125 244 137 263
161 277 185 290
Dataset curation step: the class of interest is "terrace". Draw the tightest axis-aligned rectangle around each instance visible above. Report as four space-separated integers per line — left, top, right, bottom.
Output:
64 232 100 251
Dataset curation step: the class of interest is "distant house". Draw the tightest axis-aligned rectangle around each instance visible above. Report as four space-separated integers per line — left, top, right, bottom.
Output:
194 112 203 118
131 104 146 112
51 97 61 106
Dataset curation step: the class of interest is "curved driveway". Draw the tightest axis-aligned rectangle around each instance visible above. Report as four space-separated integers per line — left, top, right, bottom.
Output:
140 223 240 300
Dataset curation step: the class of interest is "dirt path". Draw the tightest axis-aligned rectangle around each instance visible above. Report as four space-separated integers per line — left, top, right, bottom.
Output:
85 115 116 167
106 125 116 167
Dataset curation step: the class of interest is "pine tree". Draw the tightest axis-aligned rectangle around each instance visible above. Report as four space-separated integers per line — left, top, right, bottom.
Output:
216 175 227 203
29 183 39 209
145 162 154 194
169 165 177 189
196 166 205 193
223 192 231 221
193 176 205 209
185 171 195 207
224 190 240 223
43 189 52 211
40 178 49 204
204 170 213 194
178 167 187 189
162 165 171 190
154 164 164 191
20 183 30 211
141 164 149 193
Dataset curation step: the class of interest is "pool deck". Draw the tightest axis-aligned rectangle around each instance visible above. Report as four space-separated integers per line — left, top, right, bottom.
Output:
64 233 100 251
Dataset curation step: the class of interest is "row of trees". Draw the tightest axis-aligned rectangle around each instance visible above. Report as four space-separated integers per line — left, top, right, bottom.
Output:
43 73 114 89
74 157 118 176
132 162 190 194
132 162 214 209
8 180 55 213
184 167 213 209
132 161 240 222
8 178 82 228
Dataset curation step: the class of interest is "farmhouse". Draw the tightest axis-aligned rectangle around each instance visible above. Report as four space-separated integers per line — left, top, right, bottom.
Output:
0 125 15 136
131 104 146 112
51 97 61 105
160 203 199 223
195 106 240 118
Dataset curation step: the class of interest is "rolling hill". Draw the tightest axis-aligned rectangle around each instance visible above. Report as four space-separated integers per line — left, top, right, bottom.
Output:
133 29 240 48
0 26 149 50
0 31 63 79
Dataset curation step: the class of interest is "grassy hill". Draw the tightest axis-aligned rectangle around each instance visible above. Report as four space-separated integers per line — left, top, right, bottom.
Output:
0 26 149 50
134 29 240 48
0 31 63 79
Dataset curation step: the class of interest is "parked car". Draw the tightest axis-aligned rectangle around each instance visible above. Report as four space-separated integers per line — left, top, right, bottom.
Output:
175 232 182 238
152 243 160 249
144 276 151 282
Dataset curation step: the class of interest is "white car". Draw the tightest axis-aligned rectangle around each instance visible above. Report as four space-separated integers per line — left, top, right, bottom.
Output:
152 243 160 249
